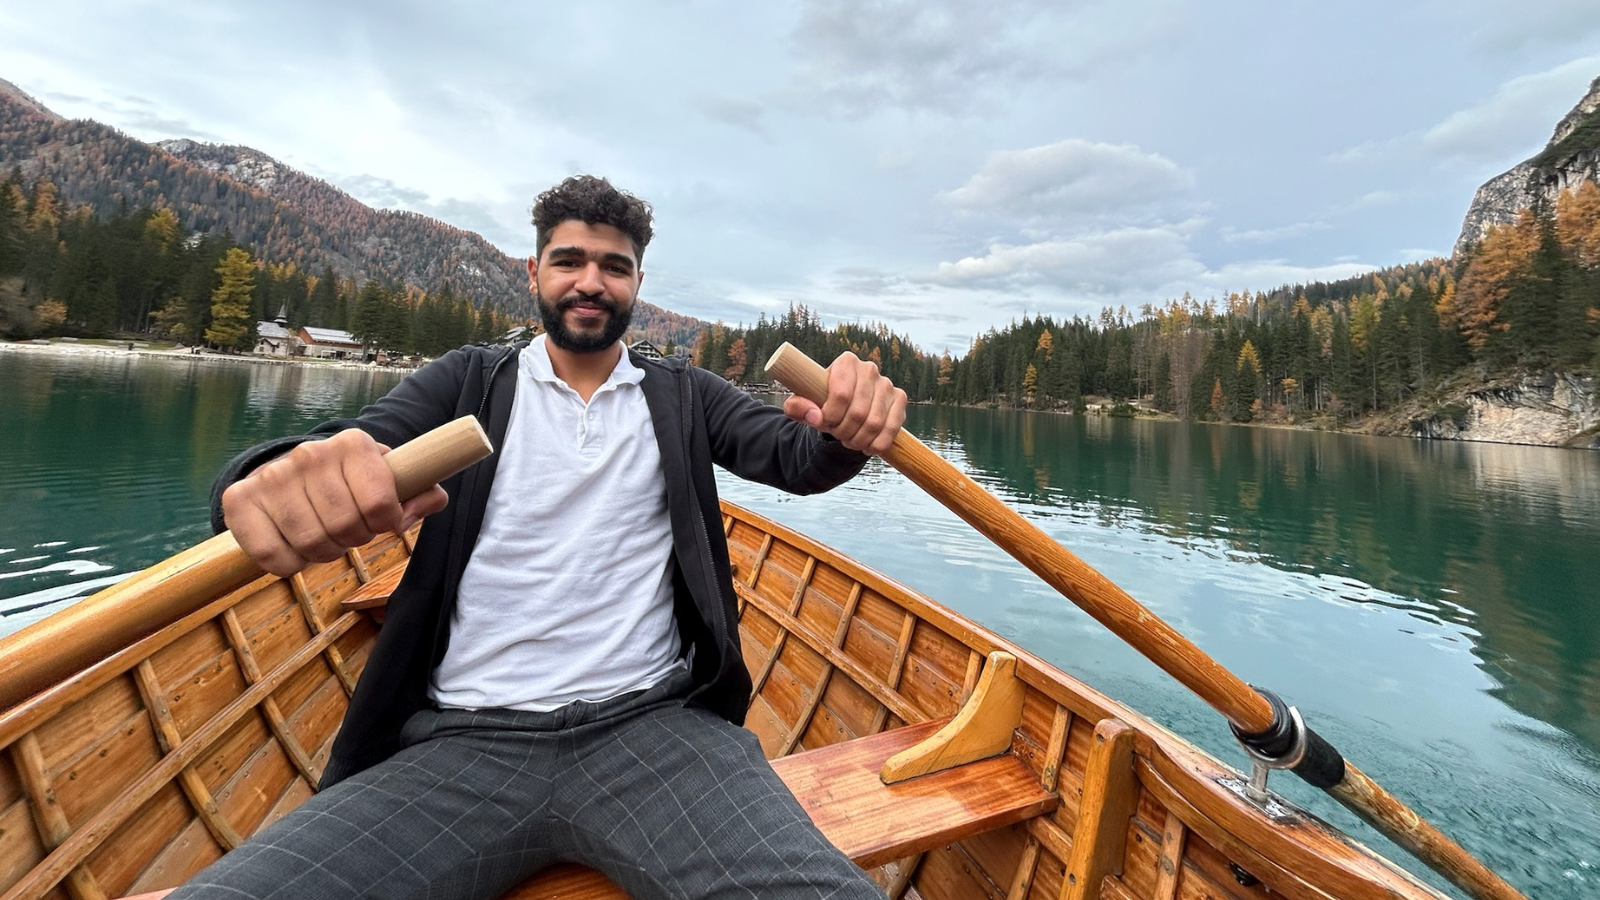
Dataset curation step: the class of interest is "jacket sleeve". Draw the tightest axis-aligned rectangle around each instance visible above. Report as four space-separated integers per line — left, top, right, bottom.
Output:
208 349 479 533
693 366 869 495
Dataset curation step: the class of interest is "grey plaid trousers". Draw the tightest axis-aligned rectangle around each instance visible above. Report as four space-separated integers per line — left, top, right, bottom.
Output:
169 671 883 900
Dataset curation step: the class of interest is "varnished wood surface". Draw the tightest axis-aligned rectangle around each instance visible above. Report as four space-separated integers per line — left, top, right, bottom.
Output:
879 652 1027 784
772 718 1058 869
2 498 1492 900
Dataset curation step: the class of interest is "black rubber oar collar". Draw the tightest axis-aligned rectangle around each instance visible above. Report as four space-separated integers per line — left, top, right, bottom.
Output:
1231 687 1347 789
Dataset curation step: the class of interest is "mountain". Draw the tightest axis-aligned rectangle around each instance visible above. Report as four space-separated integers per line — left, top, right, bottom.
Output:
0 78 703 347
1456 75 1600 255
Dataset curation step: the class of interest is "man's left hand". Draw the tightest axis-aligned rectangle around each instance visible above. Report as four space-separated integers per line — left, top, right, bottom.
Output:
783 351 907 456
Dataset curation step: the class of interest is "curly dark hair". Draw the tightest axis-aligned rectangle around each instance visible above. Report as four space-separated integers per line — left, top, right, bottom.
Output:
531 175 654 262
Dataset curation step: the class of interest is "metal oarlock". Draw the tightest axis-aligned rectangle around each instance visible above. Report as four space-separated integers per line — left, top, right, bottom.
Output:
1230 688 1318 803
1237 703 1307 801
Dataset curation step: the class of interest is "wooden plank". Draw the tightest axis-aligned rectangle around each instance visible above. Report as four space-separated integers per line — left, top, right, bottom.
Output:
218 613 319 789
289 574 355 697
338 567 403 613
1039 706 1073 792
130 663 241 852
0 798 50 895
772 719 1058 871
10 736 106 900
343 548 371 585
29 679 142 776
1061 720 1137 900
869 609 919 734
882 854 926 900
736 583 921 725
778 583 861 756
501 863 626 900
1154 811 1186 900
2 616 356 900
1005 837 1043 900
748 557 815 697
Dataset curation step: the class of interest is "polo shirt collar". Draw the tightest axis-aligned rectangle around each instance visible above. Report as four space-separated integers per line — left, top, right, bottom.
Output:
524 334 645 390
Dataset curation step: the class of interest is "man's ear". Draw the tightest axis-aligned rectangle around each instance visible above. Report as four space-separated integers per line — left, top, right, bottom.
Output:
526 256 538 294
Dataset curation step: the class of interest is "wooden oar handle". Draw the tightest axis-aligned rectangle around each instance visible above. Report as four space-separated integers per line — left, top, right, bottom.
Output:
765 342 1527 900
0 416 494 713
385 415 493 500
765 344 833 406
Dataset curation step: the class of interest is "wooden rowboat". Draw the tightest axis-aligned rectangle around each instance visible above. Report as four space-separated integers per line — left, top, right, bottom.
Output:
0 499 1459 900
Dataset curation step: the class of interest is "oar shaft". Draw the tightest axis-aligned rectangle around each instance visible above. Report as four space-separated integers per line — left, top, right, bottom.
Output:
768 343 1273 730
0 416 493 712
767 343 1527 900
1333 764 1526 900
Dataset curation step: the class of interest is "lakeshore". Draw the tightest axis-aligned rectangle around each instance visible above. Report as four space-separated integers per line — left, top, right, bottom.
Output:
8 338 1597 451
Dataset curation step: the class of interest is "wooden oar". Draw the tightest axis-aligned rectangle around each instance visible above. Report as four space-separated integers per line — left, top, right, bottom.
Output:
0 416 493 712
766 343 1527 900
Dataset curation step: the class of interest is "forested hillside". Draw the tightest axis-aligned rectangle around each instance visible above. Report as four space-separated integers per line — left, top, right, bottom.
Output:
931 183 1598 424
0 174 516 354
0 79 702 349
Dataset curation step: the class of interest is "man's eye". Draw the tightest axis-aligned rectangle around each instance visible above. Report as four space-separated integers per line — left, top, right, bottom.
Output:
607 265 630 275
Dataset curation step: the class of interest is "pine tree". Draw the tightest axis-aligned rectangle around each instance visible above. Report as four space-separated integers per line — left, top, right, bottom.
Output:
204 247 255 350
1233 339 1260 421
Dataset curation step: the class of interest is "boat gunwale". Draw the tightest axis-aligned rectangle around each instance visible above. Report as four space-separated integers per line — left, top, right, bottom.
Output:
721 500 1453 900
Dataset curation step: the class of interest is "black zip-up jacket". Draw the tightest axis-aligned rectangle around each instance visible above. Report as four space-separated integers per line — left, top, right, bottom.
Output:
209 344 869 786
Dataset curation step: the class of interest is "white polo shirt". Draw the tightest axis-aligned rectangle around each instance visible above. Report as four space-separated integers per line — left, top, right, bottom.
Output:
429 336 683 711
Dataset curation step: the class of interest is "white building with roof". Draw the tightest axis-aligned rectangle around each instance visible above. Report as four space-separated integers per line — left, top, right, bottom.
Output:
298 326 365 360
254 307 300 357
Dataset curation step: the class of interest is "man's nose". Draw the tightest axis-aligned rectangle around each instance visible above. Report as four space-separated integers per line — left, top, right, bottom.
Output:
575 262 604 293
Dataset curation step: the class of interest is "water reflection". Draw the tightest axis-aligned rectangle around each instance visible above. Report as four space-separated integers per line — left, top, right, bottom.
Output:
1 352 404 624
923 405 1600 750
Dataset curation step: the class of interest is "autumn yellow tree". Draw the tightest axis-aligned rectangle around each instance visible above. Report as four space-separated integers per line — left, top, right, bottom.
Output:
1022 363 1038 407
1556 180 1600 266
723 335 747 382
205 247 255 350
1443 210 1540 351
1234 340 1261 420
1035 328 1053 360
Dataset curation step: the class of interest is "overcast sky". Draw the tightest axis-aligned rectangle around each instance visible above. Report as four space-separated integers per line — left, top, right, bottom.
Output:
4 1 1598 352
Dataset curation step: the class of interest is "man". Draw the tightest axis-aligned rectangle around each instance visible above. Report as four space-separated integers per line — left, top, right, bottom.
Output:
177 176 903 900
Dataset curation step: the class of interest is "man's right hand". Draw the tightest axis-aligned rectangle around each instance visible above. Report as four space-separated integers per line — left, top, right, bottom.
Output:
221 428 450 577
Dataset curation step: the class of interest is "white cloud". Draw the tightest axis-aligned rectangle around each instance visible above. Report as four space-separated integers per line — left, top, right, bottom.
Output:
1221 221 1330 245
784 0 1181 115
941 139 1192 220
1420 56 1600 161
928 225 1200 292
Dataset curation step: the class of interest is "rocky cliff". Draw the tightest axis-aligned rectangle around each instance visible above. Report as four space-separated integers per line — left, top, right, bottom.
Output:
1455 76 1600 256
1395 372 1600 449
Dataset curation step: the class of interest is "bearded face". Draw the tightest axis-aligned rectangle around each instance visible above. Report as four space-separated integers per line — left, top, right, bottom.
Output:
536 288 634 353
